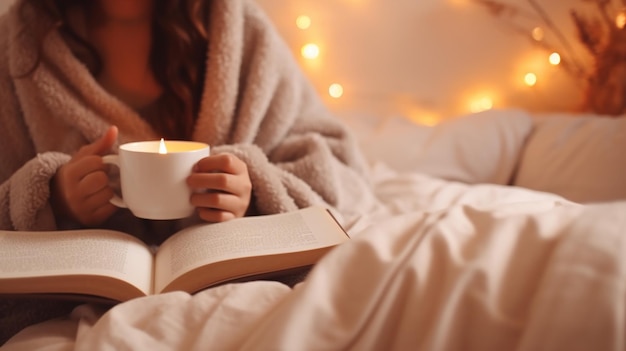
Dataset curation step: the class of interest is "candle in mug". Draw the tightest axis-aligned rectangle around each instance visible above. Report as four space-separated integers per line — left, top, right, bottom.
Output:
102 140 210 219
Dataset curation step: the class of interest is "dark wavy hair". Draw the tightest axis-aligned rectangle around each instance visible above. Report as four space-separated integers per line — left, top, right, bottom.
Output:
18 0 211 139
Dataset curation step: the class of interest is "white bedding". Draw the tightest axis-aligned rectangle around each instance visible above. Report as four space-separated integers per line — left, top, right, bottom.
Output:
3 110 626 351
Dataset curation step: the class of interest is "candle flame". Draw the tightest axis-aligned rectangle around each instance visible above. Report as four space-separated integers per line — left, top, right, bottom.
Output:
159 138 167 154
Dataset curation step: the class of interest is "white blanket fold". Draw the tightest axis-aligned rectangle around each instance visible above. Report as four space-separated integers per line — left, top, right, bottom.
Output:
6 180 624 351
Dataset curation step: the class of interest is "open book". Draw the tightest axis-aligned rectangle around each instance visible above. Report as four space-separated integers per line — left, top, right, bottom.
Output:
0 206 348 303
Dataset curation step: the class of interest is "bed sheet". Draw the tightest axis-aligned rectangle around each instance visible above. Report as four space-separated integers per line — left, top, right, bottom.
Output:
4 110 626 350
4 162 625 351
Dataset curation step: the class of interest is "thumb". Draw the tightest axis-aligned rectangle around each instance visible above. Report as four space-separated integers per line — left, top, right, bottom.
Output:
77 126 119 157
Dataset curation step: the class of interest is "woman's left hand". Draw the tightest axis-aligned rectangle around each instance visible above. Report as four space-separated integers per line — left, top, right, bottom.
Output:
187 153 252 222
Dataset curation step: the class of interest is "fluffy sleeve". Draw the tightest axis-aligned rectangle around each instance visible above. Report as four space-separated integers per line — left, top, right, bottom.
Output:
195 0 380 225
0 14 69 231
0 153 71 231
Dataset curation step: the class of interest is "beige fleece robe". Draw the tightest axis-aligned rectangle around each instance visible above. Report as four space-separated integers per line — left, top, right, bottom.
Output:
0 0 380 236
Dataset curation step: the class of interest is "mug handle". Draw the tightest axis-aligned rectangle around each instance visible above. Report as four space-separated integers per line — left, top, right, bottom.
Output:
102 155 127 209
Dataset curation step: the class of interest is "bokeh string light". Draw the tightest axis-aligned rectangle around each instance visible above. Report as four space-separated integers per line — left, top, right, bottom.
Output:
289 1 625 125
291 11 447 125
473 0 626 116
616 11 626 29
524 73 538 87
328 83 344 99
549 52 561 66
300 43 320 60
296 15 312 30
289 12 563 125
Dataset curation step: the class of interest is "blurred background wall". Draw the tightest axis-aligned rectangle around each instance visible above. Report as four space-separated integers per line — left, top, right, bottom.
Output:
1 0 602 124
254 0 595 124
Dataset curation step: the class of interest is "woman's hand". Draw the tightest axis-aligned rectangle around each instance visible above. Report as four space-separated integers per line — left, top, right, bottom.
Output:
187 153 252 222
50 126 119 226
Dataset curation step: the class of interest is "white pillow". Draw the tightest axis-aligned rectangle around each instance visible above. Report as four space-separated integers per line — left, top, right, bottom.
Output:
513 113 626 203
353 109 533 185
348 113 432 170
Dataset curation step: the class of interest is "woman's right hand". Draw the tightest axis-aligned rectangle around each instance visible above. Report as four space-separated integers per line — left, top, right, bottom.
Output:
51 126 119 227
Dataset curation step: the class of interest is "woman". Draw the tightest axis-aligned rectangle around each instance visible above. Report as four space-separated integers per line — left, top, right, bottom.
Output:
0 0 378 239
0 0 378 343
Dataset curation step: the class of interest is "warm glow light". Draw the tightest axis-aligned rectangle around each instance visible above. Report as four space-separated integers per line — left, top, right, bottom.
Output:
159 138 167 154
469 96 493 113
524 73 537 87
301 43 320 60
328 83 344 98
531 27 544 41
617 12 626 29
408 112 440 126
549 52 561 65
296 15 312 30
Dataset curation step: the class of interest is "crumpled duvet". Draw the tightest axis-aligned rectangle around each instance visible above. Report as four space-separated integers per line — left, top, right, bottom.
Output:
4 168 625 351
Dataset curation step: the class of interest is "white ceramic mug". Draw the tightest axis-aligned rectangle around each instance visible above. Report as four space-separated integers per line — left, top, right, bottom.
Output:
102 140 210 220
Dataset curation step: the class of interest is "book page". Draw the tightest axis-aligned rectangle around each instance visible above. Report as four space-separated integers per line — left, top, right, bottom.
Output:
154 206 347 293
0 230 154 297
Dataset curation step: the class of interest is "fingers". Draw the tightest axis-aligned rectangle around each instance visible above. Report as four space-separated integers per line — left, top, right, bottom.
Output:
193 153 247 175
58 166 117 225
188 153 252 222
187 172 245 194
189 187 249 222
195 207 237 223
188 153 251 196
75 126 119 158
190 191 242 212
64 155 109 184
51 126 120 226
77 187 118 226
77 169 111 197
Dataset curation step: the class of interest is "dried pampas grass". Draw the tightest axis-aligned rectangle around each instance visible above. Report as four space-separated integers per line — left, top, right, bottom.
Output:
473 0 626 116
